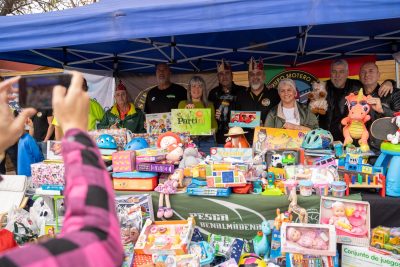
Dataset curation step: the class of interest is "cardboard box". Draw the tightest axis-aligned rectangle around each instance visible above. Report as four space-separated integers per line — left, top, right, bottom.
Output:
342 245 400 267
112 151 136 172
281 222 336 256
31 162 65 186
319 196 371 247
136 162 174 173
112 172 158 191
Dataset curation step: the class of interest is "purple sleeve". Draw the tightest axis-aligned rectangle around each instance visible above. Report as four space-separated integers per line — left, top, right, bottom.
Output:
0 129 123 267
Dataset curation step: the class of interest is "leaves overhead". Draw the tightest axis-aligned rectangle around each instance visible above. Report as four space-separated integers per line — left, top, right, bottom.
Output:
0 0 97 16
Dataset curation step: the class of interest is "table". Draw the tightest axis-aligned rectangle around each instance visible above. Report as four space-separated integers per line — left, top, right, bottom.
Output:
117 191 361 240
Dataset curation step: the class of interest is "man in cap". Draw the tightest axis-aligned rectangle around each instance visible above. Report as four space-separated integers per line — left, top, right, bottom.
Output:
236 57 280 143
144 63 187 114
208 59 246 145
98 81 145 133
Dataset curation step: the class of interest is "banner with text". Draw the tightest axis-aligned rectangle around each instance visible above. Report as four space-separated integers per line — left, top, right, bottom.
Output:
171 108 212 135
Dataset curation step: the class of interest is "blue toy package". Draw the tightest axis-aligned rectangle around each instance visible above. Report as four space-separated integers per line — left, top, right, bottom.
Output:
186 184 232 197
189 241 215 266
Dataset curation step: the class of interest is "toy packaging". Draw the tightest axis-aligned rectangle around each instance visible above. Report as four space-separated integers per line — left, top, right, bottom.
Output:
31 162 65 186
46 140 63 160
342 244 400 267
188 241 215 265
370 226 400 258
284 165 338 184
266 149 304 168
136 162 175 173
145 112 171 134
319 197 371 247
134 217 195 255
285 253 339 267
112 150 136 172
210 147 253 162
281 222 336 256
229 110 261 128
112 171 158 191
152 254 200 267
214 258 238 267
130 132 191 148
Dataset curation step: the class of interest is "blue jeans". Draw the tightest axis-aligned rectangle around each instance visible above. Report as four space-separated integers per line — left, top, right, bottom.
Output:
192 136 216 156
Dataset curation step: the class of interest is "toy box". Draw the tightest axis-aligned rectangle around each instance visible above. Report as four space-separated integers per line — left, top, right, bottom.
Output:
136 162 175 173
342 244 400 267
31 162 65 186
284 165 338 184
136 154 166 162
206 170 247 188
286 253 339 267
266 149 304 168
186 184 232 197
115 194 154 221
112 151 136 172
112 171 158 191
210 147 253 162
152 254 200 267
370 226 400 257
319 197 371 247
46 140 63 160
281 222 336 256
134 217 195 255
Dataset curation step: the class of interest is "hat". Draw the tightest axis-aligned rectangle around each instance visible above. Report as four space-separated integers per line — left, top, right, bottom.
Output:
217 59 231 73
224 126 248 136
249 57 264 72
116 80 127 91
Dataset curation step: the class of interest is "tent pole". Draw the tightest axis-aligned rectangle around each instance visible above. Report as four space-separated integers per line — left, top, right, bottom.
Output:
396 61 399 88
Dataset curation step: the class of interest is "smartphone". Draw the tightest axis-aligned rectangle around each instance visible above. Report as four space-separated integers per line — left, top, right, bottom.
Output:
18 73 72 110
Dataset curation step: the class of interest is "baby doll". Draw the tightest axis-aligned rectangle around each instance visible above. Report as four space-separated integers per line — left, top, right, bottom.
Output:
329 201 352 230
287 227 328 250
155 168 184 219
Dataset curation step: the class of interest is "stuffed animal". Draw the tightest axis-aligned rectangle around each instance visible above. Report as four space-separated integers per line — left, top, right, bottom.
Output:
387 112 400 144
166 143 184 163
178 145 202 169
308 81 328 115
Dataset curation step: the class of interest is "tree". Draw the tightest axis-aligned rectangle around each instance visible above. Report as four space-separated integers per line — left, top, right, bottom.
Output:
0 0 97 16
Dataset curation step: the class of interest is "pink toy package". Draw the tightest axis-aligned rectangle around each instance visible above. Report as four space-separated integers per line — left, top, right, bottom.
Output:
112 151 136 172
281 222 336 256
319 196 370 247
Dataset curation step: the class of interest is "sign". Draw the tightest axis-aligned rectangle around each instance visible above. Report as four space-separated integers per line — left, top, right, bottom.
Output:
253 127 308 157
267 70 318 103
145 112 171 134
171 108 211 135
342 245 400 267
229 111 261 128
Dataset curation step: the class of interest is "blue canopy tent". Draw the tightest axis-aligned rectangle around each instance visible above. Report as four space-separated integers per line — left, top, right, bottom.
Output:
0 0 399 73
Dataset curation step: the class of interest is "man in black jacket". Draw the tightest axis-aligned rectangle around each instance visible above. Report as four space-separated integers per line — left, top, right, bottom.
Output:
320 59 393 142
208 60 246 145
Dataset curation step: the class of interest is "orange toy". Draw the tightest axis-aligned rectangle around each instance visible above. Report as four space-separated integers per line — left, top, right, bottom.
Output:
224 127 250 148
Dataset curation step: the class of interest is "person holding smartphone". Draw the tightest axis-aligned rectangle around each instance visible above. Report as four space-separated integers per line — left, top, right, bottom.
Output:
0 72 123 267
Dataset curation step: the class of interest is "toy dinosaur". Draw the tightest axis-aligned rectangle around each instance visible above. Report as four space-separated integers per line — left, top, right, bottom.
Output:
341 89 370 152
253 221 271 259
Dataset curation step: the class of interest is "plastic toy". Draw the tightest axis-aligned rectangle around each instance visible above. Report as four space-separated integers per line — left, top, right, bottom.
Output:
309 81 328 115
371 226 400 255
253 220 271 259
155 168 184 219
387 112 400 144
288 189 308 223
260 172 282 196
338 168 386 198
134 217 195 255
124 137 149 151
96 134 117 155
302 129 333 150
341 89 370 152
238 253 267 267
224 126 250 148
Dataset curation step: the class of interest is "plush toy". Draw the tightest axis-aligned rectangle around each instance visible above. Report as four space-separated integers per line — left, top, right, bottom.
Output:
224 127 250 148
166 143 184 163
178 144 202 169
157 132 181 149
387 112 400 144
308 81 328 115
341 89 370 152
154 168 184 219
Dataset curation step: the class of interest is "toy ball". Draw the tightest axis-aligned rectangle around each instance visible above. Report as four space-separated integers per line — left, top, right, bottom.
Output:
238 253 267 267
96 134 117 149
125 137 149 151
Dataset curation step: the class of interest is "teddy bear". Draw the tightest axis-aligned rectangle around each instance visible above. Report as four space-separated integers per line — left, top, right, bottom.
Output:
178 145 202 169
308 81 328 115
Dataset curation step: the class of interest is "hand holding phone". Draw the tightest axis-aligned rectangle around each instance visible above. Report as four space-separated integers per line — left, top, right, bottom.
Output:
19 73 72 110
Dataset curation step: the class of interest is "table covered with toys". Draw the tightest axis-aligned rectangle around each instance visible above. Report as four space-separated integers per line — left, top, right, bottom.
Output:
2 115 400 267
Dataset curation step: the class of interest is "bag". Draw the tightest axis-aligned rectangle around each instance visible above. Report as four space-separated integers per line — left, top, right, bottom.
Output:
0 229 18 252
88 128 131 150
13 222 38 245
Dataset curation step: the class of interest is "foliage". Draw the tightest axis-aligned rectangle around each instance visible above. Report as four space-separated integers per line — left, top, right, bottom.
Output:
0 0 97 16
